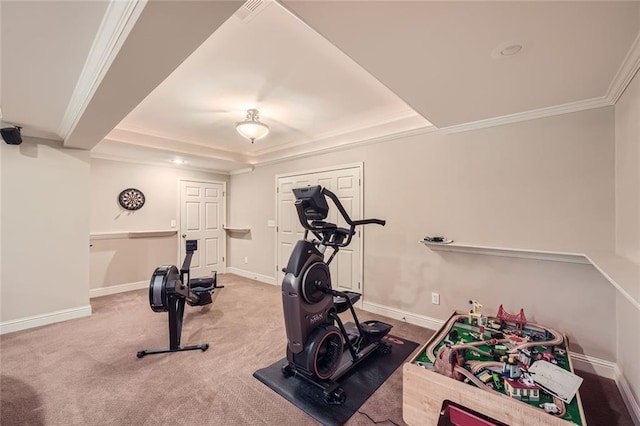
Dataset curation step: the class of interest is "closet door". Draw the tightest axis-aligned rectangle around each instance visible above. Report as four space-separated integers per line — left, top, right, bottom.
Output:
276 165 362 294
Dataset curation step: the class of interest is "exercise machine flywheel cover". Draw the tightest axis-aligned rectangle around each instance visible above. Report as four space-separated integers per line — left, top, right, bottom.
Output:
306 324 343 380
148 265 180 312
301 262 331 305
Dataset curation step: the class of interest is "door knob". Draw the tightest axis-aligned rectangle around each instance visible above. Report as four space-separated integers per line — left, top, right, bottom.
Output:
182 234 187 238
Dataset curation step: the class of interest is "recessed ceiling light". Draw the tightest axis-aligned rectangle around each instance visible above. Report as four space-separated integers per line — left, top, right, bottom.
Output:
500 44 523 57
172 159 186 165
491 41 525 59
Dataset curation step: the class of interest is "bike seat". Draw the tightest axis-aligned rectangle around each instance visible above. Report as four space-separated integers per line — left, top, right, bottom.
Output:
310 220 336 230
334 291 361 313
189 276 216 291
187 272 217 307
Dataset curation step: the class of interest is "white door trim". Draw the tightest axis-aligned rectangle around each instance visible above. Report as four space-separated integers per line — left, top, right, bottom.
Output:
274 162 364 291
275 162 364 180
177 178 227 273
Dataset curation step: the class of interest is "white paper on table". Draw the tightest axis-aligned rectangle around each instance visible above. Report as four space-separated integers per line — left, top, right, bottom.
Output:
529 360 583 403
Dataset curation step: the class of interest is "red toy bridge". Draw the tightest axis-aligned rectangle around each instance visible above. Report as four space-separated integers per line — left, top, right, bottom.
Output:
496 304 527 329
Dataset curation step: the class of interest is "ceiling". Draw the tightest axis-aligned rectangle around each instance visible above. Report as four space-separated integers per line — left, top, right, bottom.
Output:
2 1 639 173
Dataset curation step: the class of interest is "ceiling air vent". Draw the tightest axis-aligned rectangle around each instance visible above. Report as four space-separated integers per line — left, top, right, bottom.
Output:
235 0 265 21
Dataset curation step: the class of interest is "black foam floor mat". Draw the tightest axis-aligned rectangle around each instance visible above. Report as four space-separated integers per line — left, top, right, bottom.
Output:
253 335 418 426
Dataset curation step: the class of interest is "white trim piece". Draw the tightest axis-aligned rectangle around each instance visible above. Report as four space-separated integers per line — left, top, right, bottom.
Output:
361 301 445 331
90 152 233 176
569 352 616 379
606 32 640 104
423 241 640 313
59 0 148 139
422 241 590 265
254 125 437 169
104 128 247 164
253 109 422 157
440 97 611 135
223 226 251 234
91 231 129 240
227 267 277 285
585 252 640 313
89 280 148 298
128 230 176 238
90 229 177 240
275 162 364 180
229 167 254 175
0 305 92 335
615 365 640 426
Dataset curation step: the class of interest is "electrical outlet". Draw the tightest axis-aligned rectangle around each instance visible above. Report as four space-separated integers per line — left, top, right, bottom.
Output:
431 292 440 305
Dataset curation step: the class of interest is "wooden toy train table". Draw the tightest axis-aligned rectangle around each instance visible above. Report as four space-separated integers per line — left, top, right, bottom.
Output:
403 308 587 425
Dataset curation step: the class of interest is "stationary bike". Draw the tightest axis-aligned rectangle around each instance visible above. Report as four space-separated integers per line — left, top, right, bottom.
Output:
137 239 222 358
281 185 393 404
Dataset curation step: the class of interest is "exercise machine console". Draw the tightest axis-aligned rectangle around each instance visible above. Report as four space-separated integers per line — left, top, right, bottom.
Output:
137 240 222 358
281 185 392 404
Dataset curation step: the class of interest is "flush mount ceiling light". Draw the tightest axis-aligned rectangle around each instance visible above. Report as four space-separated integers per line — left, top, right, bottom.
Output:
236 108 269 143
500 44 523 57
491 41 525 59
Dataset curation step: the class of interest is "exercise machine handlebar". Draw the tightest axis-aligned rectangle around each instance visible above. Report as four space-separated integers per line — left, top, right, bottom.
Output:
321 187 386 228
294 186 385 249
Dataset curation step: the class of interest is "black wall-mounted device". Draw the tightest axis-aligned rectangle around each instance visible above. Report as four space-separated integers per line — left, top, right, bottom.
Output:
1 127 22 145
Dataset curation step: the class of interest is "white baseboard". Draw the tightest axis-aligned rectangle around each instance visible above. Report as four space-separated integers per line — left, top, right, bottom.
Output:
0 305 92 335
89 280 148 298
226 267 277 285
570 352 616 379
615 365 640 426
361 301 445 331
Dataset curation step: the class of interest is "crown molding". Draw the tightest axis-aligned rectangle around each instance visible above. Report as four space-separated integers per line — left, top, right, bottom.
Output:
107 127 247 163
441 31 640 135
252 124 437 169
111 126 247 163
252 109 422 157
606 32 640 104
440 96 612 135
58 0 148 140
229 167 255 175
90 152 232 176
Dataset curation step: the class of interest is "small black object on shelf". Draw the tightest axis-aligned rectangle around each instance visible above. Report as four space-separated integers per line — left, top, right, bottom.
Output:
424 236 445 243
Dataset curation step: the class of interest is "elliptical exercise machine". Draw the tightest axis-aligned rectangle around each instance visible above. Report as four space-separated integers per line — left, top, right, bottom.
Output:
137 239 222 358
281 185 393 404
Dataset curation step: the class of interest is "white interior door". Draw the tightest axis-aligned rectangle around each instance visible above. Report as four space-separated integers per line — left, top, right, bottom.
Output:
180 180 226 278
276 165 362 294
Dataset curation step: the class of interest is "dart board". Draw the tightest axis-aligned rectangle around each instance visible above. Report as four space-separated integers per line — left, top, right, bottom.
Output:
118 188 145 211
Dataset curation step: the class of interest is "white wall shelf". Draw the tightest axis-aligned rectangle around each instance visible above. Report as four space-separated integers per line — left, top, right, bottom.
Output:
585 251 640 312
422 240 640 311
421 241 589 264
223 226 250 234
90 229 177 240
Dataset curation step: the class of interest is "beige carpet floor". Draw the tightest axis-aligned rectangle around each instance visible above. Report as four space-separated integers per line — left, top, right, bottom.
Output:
0 274 634 425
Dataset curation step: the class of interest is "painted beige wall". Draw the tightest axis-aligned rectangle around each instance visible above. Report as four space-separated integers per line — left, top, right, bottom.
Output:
229 107 617 359
1 138 90 322
89 236 177 290
615 70 640 264
89 158 229 290
614 70 640 408
617 293 640 408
